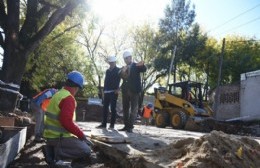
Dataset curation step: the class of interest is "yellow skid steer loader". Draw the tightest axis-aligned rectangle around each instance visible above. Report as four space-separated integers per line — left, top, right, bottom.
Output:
153 81 213 129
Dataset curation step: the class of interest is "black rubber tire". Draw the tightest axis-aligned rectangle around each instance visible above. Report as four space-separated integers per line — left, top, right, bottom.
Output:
155 111 169 128
171 111 187 129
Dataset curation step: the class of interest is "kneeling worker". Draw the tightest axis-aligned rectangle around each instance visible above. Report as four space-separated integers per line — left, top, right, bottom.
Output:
43 71 93 166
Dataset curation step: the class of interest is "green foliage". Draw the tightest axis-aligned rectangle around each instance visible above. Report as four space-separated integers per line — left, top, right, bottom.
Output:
156 0 208 85
222 36 260 84
159 0 195 45
24 14 96 97
130 23 164 92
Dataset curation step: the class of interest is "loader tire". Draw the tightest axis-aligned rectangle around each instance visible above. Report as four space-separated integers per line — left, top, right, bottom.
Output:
155 112 169 128
171 111 187 129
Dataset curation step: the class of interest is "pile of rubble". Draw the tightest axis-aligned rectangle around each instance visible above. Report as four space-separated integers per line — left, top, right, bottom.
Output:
149 131 260 168
0 108 32 127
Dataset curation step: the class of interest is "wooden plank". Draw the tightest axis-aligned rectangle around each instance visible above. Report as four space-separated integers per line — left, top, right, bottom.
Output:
91 134 131 144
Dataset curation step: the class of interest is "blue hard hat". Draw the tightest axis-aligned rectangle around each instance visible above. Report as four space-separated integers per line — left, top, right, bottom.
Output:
67 71 85 89
147 103 153 108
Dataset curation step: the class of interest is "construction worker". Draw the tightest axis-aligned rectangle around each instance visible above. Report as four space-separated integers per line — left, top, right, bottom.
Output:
43 71 93 166
96 56 121 129
31 88 57 142
141 103 153 126
119 50 147 133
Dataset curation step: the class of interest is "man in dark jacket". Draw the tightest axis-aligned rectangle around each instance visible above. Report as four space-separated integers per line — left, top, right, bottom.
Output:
119 51 147 133
96 56 121 129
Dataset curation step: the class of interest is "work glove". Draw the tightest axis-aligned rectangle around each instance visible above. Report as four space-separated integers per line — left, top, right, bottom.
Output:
81 136 94 147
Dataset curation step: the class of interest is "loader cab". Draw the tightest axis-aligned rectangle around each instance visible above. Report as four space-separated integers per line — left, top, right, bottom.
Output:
168 81 204 108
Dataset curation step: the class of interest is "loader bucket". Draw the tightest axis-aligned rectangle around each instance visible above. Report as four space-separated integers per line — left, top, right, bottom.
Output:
184 118 202 131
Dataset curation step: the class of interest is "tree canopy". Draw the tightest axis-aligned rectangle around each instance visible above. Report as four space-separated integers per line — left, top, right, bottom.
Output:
0 0 86 113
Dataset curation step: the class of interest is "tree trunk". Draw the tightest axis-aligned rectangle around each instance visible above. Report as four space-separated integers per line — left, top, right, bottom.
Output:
0 0 83 114
0 90 19 115
0 0 21 114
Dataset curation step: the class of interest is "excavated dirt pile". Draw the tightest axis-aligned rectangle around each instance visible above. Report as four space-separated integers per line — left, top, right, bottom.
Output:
150 131 260 168
0 108 32 127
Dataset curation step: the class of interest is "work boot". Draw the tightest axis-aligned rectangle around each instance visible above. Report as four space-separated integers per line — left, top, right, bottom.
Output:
126 129 133 133
118 127 127 131
42 145 55 166
54 160 72 168
71 152 102 167
96 124 106 129
34 137 45 143
71 156 92 167
108 124 114 129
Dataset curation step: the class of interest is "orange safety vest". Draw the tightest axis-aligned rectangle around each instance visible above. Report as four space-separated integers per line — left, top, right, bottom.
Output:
41 99 51 111
33 89 53 111
143 106 153 118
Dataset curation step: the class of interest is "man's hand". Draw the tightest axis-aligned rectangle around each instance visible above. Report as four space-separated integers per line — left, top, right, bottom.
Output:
81 136 94 147
120 66 129 79
114 88 120 94
136 61 144 66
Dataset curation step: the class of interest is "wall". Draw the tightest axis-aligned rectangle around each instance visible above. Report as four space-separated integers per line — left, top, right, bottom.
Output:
240 70 260 121
215 84 240 121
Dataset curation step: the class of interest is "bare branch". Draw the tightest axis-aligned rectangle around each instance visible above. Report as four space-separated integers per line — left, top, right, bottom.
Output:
91 26 104 53
38 0 61 9
50 23 80 41
25 0 84 55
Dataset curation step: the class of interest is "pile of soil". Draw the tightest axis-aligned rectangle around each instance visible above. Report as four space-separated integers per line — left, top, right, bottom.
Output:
150 130 260 168
0 108 32 127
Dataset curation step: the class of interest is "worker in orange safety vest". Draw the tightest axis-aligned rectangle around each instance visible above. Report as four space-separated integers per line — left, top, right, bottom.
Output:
31 88 57 142
141 103 153 126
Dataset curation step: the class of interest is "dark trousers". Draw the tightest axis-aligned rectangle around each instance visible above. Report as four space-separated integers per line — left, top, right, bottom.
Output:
101 92 118 127
122 90 140 129
46 137 91 161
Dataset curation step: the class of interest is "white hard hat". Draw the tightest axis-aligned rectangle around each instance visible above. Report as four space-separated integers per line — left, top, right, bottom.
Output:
107 56 117 62
123 51 132 58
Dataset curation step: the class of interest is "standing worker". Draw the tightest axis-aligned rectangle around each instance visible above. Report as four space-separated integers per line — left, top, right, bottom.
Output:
43 71 93 166
96 56 121 129
31 88 57 142
119 50 147 133
141 103 153 126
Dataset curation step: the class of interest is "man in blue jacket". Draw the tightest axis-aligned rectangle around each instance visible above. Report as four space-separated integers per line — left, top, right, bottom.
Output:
119 51 147 133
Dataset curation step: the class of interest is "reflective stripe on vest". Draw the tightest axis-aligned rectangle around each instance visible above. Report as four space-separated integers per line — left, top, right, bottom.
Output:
43 88 76 138
33 89 49 99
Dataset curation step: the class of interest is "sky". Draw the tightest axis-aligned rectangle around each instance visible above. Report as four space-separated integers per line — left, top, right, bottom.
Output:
88 0 260 40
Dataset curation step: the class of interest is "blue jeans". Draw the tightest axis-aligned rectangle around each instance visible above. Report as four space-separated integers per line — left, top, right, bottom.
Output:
31 101 44 140
101 92 118 127
46 137 91 160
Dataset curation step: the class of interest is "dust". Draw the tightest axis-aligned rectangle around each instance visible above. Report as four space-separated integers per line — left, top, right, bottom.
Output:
151 131 260 168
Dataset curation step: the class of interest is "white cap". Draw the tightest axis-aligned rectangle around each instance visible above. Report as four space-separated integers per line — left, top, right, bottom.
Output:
107 56 117 62
123 51 132 58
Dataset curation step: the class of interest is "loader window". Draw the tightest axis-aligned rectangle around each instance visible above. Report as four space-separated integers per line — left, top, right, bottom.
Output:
171 87 182 98
158 87 167 93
